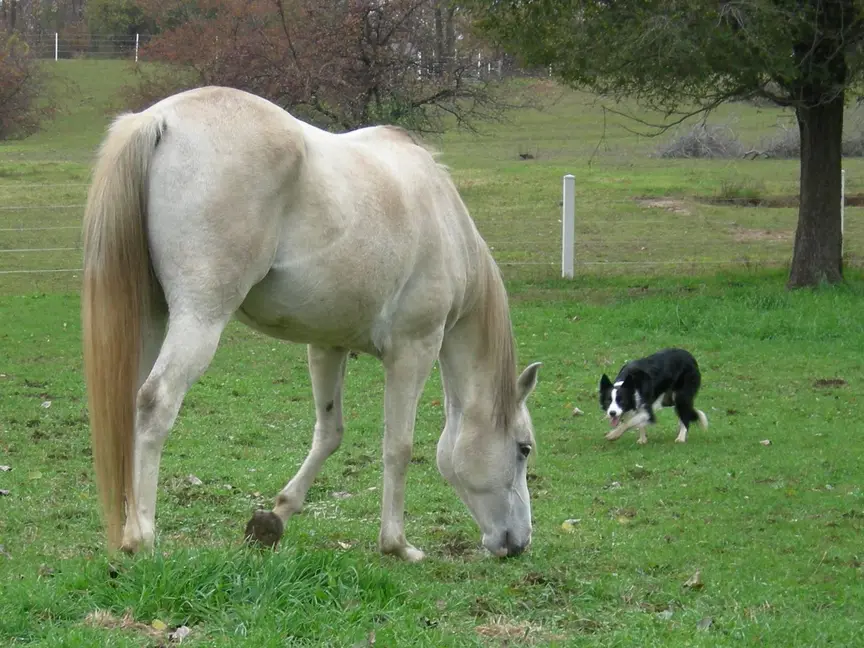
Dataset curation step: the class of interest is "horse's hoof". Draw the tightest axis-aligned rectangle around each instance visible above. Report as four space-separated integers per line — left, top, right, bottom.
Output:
244 510 284 550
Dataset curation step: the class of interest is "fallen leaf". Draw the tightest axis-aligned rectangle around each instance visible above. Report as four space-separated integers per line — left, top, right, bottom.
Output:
616 516 631 525
0 465 10 472
41 400 52 409
186 475 203 486
0 544 11 558
38 564 55 577
656 609 674 620
331 491 352 499
760 439 771 446
151 619 168 631
572 407 584 416
561 519 580 533
683 570 704 589
337 541 353 550
28 471 42 480
169 625 191 643
696 616 713 631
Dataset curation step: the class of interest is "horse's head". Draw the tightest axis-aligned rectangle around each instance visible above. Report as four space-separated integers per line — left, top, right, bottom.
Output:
436 362 541 558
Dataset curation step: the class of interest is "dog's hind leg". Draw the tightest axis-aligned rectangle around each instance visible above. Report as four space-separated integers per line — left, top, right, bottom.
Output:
636 427 648 445
696 409 709 429
674 402 700 443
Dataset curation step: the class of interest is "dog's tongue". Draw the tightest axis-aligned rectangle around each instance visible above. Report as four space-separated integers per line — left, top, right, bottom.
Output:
610 416 620 427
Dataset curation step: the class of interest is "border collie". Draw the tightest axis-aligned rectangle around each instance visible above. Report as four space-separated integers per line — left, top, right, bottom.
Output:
599 348 708 444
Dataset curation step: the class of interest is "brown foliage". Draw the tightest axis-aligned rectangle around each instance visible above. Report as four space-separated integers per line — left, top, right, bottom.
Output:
126 0 513 133
0 33 56 140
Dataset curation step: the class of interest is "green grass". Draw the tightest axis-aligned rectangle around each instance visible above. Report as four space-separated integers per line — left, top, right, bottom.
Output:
2 61 864 646
2 274 864 645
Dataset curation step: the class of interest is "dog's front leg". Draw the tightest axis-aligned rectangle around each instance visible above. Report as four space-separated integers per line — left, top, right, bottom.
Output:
605 423 630 441
636 427 648 444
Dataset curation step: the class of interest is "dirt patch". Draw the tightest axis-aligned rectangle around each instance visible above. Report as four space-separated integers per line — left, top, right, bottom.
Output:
730 227 794 243
440 535 475 558
698 193 864 208
636 198 692 215
83 610 190 643
475 616 559 645
814 378 847 388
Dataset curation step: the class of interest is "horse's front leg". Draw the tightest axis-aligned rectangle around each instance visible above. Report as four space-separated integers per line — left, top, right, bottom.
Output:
245 345 348 548
379 334 442 562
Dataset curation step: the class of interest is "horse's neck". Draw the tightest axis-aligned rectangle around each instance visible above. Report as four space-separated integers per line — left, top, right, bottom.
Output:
439 262 516 426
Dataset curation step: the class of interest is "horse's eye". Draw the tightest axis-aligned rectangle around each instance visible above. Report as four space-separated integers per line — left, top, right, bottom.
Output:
519 443 532 458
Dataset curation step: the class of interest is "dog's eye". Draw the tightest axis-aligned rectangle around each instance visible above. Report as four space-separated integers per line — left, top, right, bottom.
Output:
519 443 532 458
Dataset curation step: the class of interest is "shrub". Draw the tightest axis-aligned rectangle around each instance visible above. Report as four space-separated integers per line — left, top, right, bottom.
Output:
0 33 56 140
657 123 746 159
758 123 800 159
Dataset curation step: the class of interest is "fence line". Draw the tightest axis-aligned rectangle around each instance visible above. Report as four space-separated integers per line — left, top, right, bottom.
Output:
0 268 82 275
0 226 81 231
0 183 89 190
0 178 858 280
0 204 85 211
0 247 80 253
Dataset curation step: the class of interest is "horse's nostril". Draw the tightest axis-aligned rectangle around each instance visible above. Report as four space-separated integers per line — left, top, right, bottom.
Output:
504 531 527 557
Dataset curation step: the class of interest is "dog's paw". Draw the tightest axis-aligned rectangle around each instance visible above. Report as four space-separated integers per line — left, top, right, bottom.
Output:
636 436 648 445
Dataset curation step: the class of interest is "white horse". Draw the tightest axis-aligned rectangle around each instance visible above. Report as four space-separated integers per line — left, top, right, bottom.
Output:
82 86 541 562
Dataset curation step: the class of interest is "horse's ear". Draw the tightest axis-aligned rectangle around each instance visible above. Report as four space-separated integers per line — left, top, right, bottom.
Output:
517 362 542 403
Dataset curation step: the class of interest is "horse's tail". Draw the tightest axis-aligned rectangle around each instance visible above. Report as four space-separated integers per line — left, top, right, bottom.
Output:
82 112 166 551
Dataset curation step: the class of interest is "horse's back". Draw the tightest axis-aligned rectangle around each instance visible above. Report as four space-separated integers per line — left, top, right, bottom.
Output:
141 86 483 353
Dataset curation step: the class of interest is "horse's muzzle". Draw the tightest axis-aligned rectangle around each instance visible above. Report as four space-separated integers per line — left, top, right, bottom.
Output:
486 531 531 558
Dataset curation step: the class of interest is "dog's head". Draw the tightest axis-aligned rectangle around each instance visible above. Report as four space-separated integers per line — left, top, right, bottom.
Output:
599 373 638 427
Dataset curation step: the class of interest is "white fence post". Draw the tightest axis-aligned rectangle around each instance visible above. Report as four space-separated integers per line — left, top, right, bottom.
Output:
562 174 575 279
54 32 58 61
841 168 846 258
135 33 140 63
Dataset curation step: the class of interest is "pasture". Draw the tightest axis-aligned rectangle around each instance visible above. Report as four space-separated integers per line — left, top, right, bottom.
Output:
1 61 863 646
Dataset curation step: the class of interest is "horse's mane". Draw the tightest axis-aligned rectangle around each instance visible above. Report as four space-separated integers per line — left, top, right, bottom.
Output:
379 125 447 167
476 245 518 429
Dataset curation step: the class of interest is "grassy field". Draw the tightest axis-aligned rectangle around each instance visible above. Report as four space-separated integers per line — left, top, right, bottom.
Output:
1 61 864 646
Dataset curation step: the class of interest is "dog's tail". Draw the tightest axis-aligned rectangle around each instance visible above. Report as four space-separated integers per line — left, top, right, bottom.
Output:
696 410 709 429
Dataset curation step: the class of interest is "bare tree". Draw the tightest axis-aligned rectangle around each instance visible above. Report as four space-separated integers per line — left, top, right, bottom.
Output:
129 0 515 134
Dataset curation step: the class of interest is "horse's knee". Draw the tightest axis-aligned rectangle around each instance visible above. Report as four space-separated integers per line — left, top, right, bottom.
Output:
383 439 412 467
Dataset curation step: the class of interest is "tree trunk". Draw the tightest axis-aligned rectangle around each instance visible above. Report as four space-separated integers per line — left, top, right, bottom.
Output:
434 5 444 76
444 5 455 76
787 91 845 287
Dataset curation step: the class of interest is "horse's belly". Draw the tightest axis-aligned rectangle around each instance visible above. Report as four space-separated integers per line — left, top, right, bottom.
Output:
236 269 387 356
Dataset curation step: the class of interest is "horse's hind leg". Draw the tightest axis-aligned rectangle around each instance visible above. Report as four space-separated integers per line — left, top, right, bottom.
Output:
120 308 167 550
121 313 230 553
245 345 348 549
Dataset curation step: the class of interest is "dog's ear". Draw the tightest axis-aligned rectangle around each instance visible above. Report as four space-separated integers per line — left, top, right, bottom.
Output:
599 374 612 392
620 374 634 389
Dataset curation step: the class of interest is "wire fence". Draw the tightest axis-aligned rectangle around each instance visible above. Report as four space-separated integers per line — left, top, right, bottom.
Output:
28 32 551 80
29 33 150 61
3 177 861 289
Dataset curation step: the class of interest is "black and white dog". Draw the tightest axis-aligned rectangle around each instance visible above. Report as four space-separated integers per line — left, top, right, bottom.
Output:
599 348 708 444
